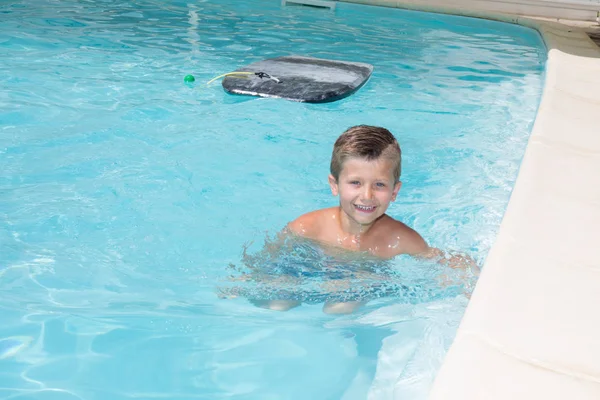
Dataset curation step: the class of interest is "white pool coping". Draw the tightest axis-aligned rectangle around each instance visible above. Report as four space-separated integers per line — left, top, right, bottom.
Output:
341 1 600 398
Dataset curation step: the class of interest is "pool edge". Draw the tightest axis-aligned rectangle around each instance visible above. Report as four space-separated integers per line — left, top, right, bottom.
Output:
341 1 600 398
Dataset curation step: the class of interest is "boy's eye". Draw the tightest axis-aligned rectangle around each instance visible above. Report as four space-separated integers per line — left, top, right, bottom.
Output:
376 182 386 187
349 181 360 185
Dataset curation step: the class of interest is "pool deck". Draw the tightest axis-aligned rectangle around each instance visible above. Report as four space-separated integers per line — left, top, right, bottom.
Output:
533 16 600 46
590 29 600 45
341 1 600 399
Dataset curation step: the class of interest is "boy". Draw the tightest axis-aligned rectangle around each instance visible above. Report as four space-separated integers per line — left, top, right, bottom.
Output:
287 124 429 260
236 125 476 314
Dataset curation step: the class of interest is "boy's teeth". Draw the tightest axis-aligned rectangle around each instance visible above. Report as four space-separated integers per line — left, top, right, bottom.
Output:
356 205 375 211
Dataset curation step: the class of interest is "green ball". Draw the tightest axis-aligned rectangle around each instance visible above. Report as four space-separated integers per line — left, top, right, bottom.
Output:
184 74 195 83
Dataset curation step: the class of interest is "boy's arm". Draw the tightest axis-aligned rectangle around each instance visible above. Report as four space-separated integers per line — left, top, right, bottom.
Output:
286 210 319 239
251 212 315 259
393 225 479 273
416 246 480 273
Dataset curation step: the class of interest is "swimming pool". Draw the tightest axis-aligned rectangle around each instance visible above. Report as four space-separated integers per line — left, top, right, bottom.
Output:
0 0 545 398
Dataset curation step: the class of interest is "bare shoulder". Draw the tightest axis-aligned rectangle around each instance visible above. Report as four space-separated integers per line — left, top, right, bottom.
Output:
286 207 336 239
371 215 429 257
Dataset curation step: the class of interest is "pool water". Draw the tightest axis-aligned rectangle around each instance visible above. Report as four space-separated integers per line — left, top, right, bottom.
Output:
0 0 545 399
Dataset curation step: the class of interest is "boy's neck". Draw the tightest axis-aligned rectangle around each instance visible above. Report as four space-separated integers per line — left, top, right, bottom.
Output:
336 207 374 237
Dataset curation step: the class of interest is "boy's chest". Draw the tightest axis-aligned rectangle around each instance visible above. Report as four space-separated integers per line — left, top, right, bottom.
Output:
318 228 392 257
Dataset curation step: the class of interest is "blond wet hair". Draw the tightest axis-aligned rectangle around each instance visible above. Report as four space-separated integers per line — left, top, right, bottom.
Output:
330 125 402 182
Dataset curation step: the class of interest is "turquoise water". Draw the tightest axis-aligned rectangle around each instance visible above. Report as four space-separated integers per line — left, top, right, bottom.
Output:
0 0 545 399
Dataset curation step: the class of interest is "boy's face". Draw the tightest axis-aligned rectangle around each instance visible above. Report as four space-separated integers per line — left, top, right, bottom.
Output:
328 156 401 229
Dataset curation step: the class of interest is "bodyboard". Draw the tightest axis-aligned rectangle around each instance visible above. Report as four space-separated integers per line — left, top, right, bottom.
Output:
222 55 373 103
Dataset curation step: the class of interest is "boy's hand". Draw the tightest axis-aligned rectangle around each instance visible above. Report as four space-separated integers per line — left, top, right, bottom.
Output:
445 253 480 275
418 247 480 275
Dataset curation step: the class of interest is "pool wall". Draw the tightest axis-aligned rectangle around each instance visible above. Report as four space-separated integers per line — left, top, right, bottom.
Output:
342 0 600 21
341 1 600 398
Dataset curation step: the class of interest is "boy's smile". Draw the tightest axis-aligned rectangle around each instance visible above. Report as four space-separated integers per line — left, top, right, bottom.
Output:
329 156 401 235
355 204 376 213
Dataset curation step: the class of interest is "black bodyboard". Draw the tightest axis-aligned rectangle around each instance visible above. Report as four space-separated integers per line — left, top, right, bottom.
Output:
222 55 373 103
